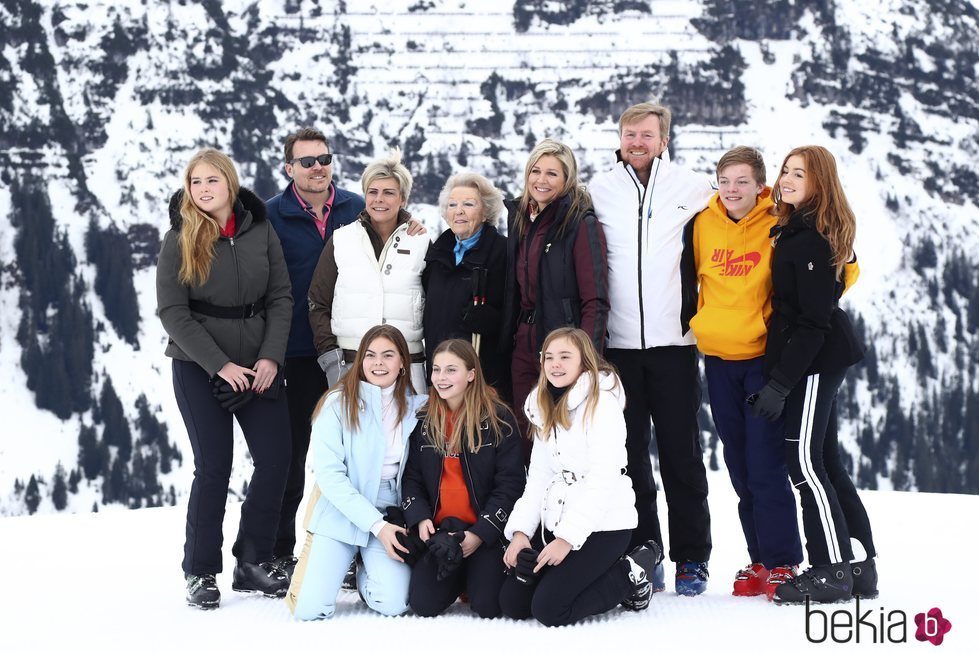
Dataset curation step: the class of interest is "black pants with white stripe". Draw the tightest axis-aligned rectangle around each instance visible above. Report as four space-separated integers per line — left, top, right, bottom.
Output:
784 367 876 567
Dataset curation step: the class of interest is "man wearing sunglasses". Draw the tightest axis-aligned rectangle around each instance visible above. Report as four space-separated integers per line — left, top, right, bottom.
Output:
266 127 366 581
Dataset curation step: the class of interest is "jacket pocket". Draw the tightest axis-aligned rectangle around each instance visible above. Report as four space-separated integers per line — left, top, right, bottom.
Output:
690 304 768 358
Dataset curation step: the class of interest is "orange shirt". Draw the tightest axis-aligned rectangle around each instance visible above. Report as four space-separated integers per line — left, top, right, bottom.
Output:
434 411 477 526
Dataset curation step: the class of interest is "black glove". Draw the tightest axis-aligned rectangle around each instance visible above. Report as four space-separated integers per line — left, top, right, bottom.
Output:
750 379 792 421
382 506 407 528
514 547 541 585
427 517 468 581
211 377 254 413
394 530 428 567
461 304 500 335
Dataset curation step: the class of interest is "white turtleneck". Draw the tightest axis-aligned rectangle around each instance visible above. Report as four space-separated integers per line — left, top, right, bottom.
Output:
379 383 403 481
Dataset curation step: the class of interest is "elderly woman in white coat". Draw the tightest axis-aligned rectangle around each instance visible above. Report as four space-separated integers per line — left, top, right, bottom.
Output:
498 328 663 627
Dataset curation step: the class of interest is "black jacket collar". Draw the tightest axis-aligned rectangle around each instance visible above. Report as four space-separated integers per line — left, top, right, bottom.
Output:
426 224 500 268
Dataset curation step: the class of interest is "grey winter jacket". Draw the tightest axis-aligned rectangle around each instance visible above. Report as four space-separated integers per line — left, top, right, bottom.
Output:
156 188 293 376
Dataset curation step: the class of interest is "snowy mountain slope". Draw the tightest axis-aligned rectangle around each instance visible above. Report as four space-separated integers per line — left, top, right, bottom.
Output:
1 474 975 651
0 0 977 514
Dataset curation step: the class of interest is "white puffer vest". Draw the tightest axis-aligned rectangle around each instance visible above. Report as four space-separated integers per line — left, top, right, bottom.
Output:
331 221 429 354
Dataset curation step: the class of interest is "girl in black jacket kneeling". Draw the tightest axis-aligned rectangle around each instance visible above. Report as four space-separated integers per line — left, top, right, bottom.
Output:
401 339 526 618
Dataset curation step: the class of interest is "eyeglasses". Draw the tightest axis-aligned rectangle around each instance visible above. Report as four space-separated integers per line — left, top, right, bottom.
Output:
290 154 333 168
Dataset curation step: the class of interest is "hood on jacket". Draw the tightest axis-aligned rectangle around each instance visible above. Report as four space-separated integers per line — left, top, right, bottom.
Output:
167 187 267 232
524 370 624 429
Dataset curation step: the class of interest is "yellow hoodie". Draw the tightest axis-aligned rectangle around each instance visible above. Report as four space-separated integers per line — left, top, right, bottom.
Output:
690 190 862 360
690 189 776 360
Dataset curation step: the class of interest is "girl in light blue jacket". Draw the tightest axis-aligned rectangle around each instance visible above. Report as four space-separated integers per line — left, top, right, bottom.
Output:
286 325 425 619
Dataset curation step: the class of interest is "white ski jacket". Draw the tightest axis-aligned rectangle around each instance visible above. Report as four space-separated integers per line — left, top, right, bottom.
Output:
589 151 714 349
505 371 637 549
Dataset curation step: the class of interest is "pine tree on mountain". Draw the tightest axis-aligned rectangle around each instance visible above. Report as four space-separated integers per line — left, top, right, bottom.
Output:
916 324 934 378
136 394 157 446
52 463 68 511
934 314 948 353
78 423 103 480
129 450 146 508
109 456 129 505
891 439 912 491
135 393 180 474
914 237 937 269
25 475 41 515
913 415 939 492
141 450 162 506
85 218 140 345
14 478 23 494
68 468 80 494
968 285 979 334
100 378 133 462
159 434 173 474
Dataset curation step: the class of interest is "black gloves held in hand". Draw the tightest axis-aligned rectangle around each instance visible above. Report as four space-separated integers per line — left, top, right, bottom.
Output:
750 379 792 421
382 507 425 566
382 506 407 528
211 377 253 413
514 547 541 585
394 531 428 567
427 517 469 581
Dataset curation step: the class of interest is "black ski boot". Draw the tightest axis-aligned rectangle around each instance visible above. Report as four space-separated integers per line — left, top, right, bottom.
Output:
341 556 359 592
272 555 299 582
232 561 289 598
773 562 853 605
621 539 664 611
851 558 878 599
185 573 220 610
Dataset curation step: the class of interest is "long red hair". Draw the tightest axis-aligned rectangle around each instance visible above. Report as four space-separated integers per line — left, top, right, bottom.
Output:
772 145 856 279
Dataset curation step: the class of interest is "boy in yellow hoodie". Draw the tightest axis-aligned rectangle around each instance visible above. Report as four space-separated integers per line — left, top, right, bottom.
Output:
689 147 804 600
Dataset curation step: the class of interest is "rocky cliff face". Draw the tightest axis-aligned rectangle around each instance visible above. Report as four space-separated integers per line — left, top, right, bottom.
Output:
1 0 976 514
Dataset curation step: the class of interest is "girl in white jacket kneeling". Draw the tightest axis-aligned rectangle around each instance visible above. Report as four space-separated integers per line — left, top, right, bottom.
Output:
499 327 664 626
286 325 426 620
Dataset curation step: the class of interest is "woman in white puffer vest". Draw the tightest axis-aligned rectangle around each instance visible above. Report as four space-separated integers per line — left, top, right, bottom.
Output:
308 150 430 393
499 327 663 626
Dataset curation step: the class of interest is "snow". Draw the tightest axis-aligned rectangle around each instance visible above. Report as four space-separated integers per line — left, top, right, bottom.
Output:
1 475 976 651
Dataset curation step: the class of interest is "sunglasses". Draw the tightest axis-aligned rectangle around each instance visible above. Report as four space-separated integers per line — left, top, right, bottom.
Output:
290 154 333 168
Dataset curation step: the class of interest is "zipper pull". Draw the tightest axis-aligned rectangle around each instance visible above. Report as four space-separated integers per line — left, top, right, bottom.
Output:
229 237 235 247
544 243 551 254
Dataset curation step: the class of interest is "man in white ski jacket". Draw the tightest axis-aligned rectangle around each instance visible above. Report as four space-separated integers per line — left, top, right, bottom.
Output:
589 103 714 595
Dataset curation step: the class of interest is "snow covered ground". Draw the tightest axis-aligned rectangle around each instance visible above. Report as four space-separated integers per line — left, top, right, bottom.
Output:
2 476 974 651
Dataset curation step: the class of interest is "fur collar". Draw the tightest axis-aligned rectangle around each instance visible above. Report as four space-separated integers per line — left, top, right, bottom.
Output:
167 187 266 231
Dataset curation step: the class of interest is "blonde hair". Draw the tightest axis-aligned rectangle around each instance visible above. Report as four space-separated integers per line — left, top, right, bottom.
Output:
437 172 504 228
717 145 766 185
311 325 415 431
532 327 620 440
421 339 512 454
361 148 413 203
177 148 240 286
772 146 856 280
515 139 592 238
618 103 671 139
